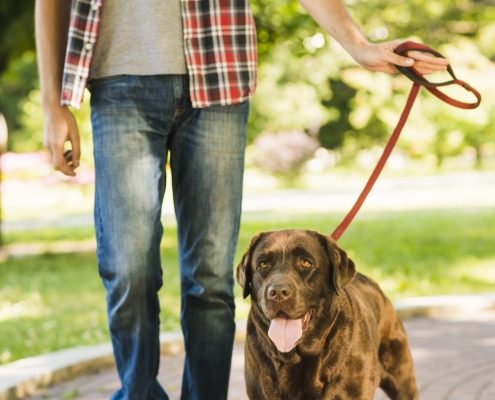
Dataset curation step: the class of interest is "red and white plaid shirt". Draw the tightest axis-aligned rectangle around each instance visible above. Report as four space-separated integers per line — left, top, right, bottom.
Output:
61 0 258 108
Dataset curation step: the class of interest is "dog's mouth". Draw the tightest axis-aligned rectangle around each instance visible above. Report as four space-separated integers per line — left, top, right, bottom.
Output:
268 309 313 353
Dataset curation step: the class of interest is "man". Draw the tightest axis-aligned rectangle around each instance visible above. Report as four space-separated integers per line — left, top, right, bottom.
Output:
35 0 448 399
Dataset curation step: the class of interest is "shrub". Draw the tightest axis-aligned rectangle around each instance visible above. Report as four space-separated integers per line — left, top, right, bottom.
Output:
252 130 319 182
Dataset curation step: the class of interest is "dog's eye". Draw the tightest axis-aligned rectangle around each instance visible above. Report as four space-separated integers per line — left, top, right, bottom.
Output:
257 261 268 270
299 259 312 269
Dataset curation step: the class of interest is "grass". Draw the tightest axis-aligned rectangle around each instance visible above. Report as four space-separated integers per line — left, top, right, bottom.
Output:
1 207 494 365
2 226 95 245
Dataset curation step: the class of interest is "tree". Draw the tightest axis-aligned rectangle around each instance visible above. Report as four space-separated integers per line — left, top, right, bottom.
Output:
0 1 37 149
249 0 495 168
1 0 494 170
0 1 35 74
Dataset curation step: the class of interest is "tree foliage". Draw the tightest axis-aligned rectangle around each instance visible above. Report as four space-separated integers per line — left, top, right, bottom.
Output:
249 0 495 168
0 1 34 74
0 1 36 148
1 0 494 168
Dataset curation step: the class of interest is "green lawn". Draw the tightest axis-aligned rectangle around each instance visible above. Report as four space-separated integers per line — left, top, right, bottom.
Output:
1 207 494 365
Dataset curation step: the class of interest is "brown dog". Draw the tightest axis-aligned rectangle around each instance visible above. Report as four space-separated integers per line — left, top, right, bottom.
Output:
236 229 418 400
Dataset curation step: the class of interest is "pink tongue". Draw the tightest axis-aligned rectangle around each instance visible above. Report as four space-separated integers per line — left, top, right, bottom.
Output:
268 317 303 353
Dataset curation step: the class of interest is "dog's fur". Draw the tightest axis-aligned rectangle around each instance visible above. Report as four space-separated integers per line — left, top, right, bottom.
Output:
236 229 418 400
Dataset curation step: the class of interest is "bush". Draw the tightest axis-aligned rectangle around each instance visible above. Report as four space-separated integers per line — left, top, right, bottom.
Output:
252 130 319 182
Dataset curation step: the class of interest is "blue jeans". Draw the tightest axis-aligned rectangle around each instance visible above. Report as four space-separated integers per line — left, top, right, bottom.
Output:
88 75 248 400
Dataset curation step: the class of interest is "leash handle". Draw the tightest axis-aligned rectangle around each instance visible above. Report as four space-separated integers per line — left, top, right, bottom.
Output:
394 41 481 109
330 41 481 241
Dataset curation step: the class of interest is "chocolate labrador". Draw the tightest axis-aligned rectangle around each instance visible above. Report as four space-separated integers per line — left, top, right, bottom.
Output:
236 229 418 400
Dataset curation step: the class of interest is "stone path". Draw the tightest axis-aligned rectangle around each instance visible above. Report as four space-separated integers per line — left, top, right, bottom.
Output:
26 310 495 400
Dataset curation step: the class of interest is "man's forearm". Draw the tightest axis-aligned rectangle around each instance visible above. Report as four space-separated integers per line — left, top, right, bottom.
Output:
35 0 71 109
299 0 368 57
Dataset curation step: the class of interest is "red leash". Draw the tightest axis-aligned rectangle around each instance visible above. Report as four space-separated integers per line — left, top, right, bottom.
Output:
330 41 481 241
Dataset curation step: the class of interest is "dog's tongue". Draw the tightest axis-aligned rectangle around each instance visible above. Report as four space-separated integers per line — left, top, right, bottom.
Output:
268 317 303 353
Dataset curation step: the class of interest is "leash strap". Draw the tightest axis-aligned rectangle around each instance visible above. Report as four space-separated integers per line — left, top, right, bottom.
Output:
330 41 481 241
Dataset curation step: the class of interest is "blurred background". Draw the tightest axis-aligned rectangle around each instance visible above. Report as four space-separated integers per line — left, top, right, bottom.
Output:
0 0 494 366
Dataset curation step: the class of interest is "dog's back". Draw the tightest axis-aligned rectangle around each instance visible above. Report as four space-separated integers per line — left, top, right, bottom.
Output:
343 273 419 399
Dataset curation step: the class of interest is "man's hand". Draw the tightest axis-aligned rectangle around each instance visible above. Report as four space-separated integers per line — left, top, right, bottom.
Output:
349 39 450 75
299 0 450 76
43 105 81 176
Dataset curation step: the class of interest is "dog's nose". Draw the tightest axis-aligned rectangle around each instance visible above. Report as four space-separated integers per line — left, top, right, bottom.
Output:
267 283 293 302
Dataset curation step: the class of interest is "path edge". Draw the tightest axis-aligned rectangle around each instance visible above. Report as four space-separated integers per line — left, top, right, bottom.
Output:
1 293 495 400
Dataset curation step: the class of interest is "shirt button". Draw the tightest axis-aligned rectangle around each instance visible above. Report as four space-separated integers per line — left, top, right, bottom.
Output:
91 1 99 10
84 42 93 51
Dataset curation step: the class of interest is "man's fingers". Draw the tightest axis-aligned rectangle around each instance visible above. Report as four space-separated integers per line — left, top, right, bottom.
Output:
51 143 76 176
70 144 81 168
406 50 450 65
415 68 435 75
67 114 81 168
406 50 450 74
414 61 449 72
388 40 415 67
383 42 414 68
388 52 414 68
389 41 450 75
64 149 74 165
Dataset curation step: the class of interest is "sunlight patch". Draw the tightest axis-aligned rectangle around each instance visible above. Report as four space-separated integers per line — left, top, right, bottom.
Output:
0 292 45 322
453 258 495 284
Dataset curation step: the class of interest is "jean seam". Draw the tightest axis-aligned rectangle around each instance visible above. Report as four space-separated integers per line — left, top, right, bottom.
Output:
94 188 105 273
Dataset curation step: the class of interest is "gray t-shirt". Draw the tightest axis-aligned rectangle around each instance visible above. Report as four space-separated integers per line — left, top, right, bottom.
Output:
89 0 187 79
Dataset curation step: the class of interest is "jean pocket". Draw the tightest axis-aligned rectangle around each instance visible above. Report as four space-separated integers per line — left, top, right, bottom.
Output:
88 75 141 108
87 75 128 92
206 100 250 115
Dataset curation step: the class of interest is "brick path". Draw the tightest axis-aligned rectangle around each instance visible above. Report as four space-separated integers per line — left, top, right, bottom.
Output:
27 311 495 400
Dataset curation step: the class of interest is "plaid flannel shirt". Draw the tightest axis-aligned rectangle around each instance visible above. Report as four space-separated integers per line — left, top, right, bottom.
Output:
61 0 258 108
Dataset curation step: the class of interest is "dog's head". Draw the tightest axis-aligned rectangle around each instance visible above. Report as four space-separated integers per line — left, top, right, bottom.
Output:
236 229 356 353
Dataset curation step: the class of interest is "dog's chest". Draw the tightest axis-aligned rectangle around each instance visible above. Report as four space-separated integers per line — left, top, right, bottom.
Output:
272 358 328 399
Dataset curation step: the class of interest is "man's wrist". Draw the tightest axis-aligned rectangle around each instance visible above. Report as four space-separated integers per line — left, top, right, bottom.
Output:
41 93 63 112
340 35 370 60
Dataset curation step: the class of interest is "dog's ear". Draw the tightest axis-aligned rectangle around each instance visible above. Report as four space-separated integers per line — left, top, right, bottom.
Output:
330 245 356 295
236 233 266 299
317 234 356 295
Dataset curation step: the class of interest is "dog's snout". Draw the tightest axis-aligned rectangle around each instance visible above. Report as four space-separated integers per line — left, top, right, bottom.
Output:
266 283 294 302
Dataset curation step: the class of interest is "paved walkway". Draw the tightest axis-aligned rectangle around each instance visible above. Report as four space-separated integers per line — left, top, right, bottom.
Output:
5 170 495 233
26 310 495 400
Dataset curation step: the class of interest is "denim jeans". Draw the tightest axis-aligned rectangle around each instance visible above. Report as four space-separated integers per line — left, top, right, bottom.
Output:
88 75 249 400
